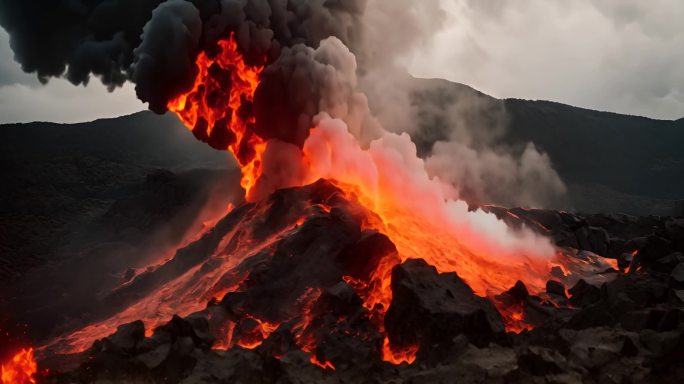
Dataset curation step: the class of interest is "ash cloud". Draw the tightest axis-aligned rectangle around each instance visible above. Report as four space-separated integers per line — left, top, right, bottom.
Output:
0 0 567 208
0 0 367 117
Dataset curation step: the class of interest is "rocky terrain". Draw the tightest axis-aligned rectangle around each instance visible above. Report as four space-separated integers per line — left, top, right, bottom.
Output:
34 180 684 384
1 96 682 383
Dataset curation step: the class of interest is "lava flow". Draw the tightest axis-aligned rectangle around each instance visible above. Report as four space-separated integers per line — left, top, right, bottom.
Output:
1 348 37 384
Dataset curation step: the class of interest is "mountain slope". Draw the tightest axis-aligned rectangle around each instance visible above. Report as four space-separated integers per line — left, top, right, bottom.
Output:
408 78 684 215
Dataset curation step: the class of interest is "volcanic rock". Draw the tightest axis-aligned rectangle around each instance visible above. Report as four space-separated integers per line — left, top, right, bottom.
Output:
102 320 146 353
568 279 601 307
30 180 684 383
546 280 567 298
384 259 504 357
672 262 684 283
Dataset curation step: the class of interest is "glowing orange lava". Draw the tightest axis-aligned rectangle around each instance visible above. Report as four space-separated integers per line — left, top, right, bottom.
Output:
381 337 417 365
157 32 584 368
310 355 336 371
497 303 534 333
234 315 281 350
168 34 265 197
1 348 37 384
165 33 555 359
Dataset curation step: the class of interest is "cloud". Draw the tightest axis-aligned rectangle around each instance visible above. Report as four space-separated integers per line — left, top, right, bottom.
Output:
406 0 684 120
0 28 144 124
0 28 37 87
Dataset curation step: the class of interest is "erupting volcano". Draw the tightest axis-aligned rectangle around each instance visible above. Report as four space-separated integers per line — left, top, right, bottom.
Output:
30 32 615 373
2 1 683 383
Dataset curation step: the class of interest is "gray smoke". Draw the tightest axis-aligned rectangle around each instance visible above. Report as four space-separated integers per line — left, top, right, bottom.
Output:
355 1 567 208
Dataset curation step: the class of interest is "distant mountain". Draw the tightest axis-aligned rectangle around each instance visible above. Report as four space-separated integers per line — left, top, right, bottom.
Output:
408 78 684 216
503 99 684 200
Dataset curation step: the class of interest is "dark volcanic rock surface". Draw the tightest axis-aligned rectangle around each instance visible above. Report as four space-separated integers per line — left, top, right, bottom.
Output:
385 259 504 354
35 181 684 384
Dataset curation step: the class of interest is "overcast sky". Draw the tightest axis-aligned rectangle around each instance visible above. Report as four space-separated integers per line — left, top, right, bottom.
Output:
0 0 682 124
407 0 684 120
0 28 144 124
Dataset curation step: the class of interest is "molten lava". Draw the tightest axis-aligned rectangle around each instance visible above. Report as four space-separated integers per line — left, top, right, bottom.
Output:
168 34 265 197
381 337 417 365
233 315 281 350
1 349 37 384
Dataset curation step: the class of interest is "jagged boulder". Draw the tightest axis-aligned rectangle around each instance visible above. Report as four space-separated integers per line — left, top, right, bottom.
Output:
385 259 504 360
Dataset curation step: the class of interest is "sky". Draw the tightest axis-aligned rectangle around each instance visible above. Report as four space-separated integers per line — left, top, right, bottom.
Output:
0 29 144 124
0 0 682 124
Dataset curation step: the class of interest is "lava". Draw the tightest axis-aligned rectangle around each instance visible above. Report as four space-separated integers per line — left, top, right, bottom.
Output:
310 355 336 371
233 315 280 350
497 303 534 334
381 337 418 365
1 348 37 384
168 34 265 197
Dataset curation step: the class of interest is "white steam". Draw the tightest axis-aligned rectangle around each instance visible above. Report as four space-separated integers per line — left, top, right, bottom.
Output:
356 0 567 208
253 36 556 263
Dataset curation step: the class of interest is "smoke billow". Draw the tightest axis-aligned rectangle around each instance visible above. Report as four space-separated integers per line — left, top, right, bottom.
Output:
0 0 563 259
354 1 567 208
0 0 366 114
412 81 567 208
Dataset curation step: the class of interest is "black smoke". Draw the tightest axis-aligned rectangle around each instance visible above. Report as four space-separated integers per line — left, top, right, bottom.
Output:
0 0 368 144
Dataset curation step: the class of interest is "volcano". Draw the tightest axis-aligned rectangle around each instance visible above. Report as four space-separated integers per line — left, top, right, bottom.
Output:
1 1 684 383
25 178 660 383
2 175 677 384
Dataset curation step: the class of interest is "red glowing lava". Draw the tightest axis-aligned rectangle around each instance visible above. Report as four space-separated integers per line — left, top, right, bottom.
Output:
165 35 559 362
168 33 265 197
1 348 37 384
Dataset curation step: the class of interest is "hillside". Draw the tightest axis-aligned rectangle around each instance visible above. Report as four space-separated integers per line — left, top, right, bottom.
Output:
1 84 682 281
408 78 684 215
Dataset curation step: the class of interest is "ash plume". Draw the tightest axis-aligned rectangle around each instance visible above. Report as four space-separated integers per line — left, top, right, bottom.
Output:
0 0 367 118
0 0 563 252
0 0 566 210
354 1 567 208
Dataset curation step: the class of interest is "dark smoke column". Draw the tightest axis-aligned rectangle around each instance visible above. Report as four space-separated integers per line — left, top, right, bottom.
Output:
0 0 368 148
